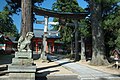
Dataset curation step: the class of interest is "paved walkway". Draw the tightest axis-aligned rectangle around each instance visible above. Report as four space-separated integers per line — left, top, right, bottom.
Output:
55 59 120 80
0 53 120 80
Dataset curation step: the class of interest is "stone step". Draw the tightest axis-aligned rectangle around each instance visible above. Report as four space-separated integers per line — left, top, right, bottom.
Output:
0 65 8 76
0 70 8 76
15 51 32 59
12 58 33 65
8 65 36 72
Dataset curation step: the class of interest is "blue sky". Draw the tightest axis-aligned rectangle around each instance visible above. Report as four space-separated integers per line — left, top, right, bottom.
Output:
0 0 88 33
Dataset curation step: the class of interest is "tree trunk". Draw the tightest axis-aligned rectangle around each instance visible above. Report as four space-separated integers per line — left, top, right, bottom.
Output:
89 0 109 65
21 0 33 37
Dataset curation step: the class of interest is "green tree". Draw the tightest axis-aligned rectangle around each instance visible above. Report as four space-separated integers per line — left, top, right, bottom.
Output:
85 0 120 65
0 6 18 37
103 0 120 53
5 0 44 14
52 0 84 44
87 0 110 66
115 29 120 48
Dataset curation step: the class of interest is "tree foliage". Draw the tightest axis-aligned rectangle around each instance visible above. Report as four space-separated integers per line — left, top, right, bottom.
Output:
87 0 120 48
5 0 45 14
0 6 18 37
79 19 91 37
101 0 120 52
52 0 84 12
52 0 86 44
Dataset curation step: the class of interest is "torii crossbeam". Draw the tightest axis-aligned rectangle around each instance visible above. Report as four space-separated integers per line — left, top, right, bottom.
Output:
33 7 88 19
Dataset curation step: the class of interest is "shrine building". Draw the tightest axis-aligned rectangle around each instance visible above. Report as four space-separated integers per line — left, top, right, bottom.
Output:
33 29 61 54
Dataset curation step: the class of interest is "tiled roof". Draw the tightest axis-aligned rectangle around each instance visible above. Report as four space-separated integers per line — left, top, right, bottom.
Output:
34 29 44 38
0 32 17 44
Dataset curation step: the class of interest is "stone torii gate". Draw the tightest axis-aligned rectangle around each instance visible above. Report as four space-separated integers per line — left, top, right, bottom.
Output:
34 7 88 61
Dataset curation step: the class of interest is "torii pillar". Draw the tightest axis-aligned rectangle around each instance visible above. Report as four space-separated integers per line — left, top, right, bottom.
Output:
73 20 79 61
40 16 49 61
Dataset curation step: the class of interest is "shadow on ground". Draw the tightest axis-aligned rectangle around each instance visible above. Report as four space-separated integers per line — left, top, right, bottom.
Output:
36 74 79 80
0 54 14 65
36 70 59 80
0 66 8 76
33 53 41 60
36 61 71 71
36 60 73 80
0 54 14 76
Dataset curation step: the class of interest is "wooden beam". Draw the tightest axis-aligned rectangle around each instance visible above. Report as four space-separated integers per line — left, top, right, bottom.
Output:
33 7 88 19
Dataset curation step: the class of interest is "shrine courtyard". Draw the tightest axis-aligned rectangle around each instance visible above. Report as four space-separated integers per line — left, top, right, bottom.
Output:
0 53 120 80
